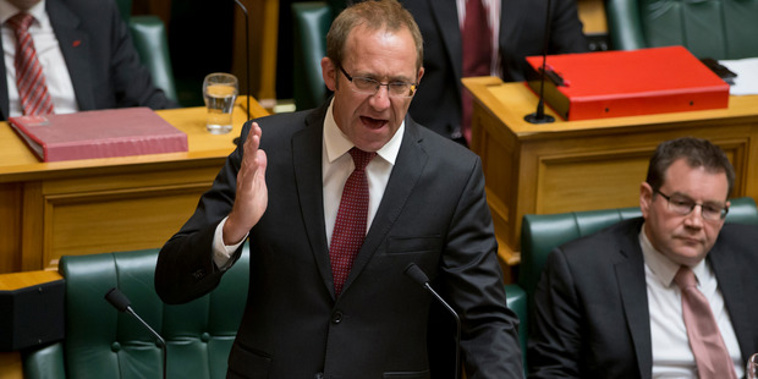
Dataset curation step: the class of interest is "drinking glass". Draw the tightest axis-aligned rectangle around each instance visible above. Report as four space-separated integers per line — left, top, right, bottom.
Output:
203 73 238 134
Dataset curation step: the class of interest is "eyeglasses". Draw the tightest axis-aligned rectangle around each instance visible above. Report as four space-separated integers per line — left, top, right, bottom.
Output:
654 189 729 221
338 65 417 98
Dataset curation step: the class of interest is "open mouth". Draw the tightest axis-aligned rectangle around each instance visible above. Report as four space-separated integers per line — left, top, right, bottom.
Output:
360 116 388 129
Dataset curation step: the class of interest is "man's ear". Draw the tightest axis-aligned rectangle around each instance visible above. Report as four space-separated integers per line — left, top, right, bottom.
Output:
640 182 653 219
322 57 337 92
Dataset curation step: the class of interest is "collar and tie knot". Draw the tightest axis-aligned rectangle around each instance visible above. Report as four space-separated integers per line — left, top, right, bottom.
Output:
7 12 34 32
348 147 376 172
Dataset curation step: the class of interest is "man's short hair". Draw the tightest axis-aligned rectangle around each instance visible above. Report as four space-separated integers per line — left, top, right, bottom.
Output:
326 0 424 72
646 137 736 198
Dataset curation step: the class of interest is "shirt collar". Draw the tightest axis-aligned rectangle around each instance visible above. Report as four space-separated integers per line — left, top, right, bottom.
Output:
0 0 47 26
323 97 404 165
639 223 708 288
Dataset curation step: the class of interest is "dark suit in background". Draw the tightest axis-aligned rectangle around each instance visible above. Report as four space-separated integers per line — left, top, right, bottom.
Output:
0 0 177 121
529 218 758 378
155 102 523 378
401 0 589 139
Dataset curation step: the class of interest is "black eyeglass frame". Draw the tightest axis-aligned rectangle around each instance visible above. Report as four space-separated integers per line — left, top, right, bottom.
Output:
337 65 418 98
654 189 729 221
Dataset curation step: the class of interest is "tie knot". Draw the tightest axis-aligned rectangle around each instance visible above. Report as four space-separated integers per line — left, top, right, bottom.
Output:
674 265 698 290
349 147 376 171
8 13 34 32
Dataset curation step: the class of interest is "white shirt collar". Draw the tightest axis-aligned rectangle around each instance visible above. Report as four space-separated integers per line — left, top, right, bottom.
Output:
323 98 404 166
0 0 47 26
639 223 708 288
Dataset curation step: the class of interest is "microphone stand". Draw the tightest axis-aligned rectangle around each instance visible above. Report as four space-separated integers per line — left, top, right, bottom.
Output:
233 0 251 122
524 0 556 124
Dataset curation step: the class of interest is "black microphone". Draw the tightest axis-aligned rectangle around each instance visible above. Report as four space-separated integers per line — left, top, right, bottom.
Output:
233 0 251 122
404 263 461 379
105 287 167 379
524 0 556 124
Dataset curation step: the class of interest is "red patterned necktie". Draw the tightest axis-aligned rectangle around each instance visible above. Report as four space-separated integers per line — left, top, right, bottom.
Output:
674 266 738 379
461 0 492 143
8 12 55 116
330 148 376 297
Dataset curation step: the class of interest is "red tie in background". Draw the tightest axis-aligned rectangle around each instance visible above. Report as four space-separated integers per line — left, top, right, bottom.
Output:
674 266 738 379
330 148 376 297
461 0 492 144
8 13 55 116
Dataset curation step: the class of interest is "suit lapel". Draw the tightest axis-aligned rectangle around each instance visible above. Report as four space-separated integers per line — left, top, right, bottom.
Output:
341 119 428 295
710 241 755 361
46 0 95 110
615 223 653 379
428 0 463 86
292 106 333 296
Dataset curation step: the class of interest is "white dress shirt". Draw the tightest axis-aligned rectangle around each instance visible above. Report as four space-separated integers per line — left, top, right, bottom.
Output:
640 226 744 378
1 0 78 117
213 99 402 268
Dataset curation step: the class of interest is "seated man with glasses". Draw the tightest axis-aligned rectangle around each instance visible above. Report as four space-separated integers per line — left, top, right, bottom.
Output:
528 137 758 378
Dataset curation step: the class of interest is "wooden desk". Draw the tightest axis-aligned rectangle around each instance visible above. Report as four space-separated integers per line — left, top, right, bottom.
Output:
0 98 268 274
463 77 758 269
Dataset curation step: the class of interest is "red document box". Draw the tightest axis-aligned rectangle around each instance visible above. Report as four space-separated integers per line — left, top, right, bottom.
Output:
9 107 188 162
525 46 729 121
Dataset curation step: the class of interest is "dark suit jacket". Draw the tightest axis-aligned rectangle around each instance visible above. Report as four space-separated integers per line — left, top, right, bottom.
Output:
0 0 176 121
155 102 523 378
401 0 589 139
528 218 758 378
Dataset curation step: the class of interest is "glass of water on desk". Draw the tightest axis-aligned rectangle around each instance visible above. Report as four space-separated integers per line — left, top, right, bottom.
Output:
203 73 238 134
748 353 758 379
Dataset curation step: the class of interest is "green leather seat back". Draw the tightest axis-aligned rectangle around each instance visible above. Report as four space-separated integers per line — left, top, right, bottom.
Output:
607 0 758 60
292 2 332 111
129 16 179 102
24 247 249 379
504 283 527 369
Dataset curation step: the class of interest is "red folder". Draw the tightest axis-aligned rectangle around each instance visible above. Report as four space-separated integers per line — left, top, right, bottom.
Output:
525 46 729 121
8 107 188 162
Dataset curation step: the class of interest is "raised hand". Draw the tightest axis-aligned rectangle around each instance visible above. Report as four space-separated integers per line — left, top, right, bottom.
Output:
223 122 268 245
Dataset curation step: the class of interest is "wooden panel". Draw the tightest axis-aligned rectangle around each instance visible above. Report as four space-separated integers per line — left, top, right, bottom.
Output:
44 185 208 269
0 184 21 273
577 0 608 34
233 0 279 109
0 352 23 379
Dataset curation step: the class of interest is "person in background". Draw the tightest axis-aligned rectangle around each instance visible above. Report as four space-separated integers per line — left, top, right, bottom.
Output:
155 0 523 378
0 0 177 121
330 0 589 144
529 137 758 378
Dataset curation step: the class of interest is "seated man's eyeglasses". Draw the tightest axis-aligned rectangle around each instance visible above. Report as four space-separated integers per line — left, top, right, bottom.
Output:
338 65 417 98
654 189 729 221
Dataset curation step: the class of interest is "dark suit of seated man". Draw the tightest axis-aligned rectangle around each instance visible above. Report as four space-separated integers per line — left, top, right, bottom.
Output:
155 1 523 378
529 137 758 378
0 0 177 121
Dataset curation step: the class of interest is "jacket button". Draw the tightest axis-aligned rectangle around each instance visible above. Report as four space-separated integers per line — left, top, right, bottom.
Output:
331 311 343 324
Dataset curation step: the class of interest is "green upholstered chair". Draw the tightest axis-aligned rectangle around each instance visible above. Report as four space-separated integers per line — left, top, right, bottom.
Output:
23 248 248 378
292 2 332 111
517 196 758 362
606 0 758 60
115 0 179 103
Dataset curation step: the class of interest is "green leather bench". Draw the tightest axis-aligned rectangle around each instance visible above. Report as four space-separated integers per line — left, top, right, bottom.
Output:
23 248 248 378
606 0 758 60
516 196 758 364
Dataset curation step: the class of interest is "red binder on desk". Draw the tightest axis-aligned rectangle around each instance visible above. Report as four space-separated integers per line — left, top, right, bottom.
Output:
8 107 188 162
525 46 729 121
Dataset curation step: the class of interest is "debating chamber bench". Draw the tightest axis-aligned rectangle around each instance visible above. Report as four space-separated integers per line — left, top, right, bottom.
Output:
463 76 758 279
0 97 268 274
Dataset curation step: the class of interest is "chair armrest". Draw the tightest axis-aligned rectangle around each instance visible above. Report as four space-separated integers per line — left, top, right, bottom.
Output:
505 283 527 370
23 342 65 379
606 0 647 51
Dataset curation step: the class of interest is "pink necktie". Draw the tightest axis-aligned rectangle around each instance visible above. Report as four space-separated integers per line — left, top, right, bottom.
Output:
674 266 738 379
329 148 375 297
8 13 55 116
461 0 492 143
